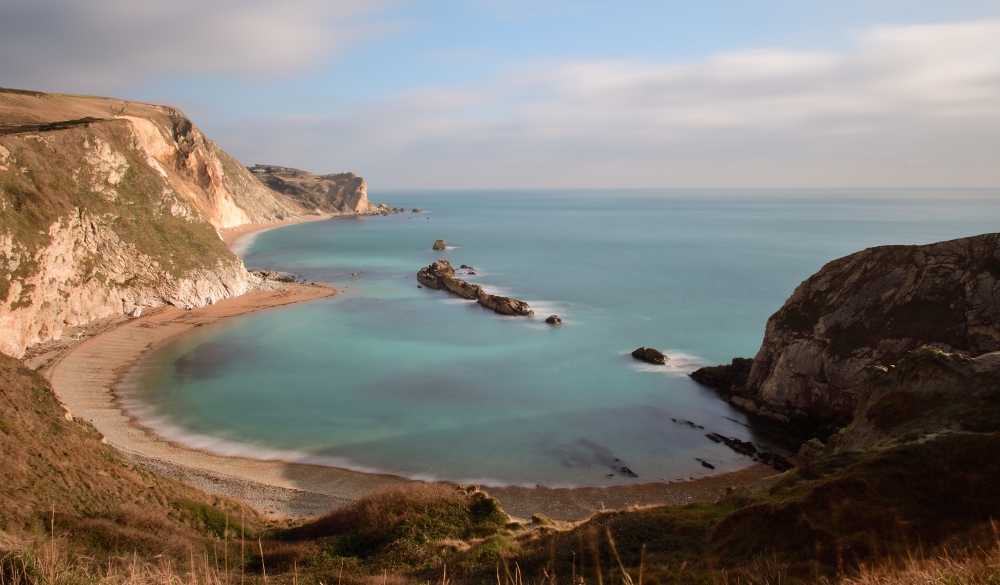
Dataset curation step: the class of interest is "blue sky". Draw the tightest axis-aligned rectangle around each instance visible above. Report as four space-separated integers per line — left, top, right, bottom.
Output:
3 0 1000 188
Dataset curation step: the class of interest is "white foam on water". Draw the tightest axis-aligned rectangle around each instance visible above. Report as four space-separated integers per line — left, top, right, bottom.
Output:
621 349 709 376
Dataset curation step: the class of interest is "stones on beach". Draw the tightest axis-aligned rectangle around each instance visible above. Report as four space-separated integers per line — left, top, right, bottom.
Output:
251 270 298 283
432 239 447 250
632 346 668 365
545 315 562 325
417 260 534 317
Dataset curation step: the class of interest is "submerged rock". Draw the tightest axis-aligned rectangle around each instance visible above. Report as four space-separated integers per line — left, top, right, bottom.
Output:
632 346 668 365
706 433 757 456
432 239 447 250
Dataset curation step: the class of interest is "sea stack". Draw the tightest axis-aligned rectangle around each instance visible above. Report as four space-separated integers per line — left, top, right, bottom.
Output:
433 239 447 250
632 347 668 365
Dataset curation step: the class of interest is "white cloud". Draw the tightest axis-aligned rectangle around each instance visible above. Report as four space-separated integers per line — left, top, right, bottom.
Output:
218 19 1000 187
0 0 395 92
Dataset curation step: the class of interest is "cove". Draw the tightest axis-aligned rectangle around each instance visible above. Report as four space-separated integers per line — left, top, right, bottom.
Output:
121 189 1000 487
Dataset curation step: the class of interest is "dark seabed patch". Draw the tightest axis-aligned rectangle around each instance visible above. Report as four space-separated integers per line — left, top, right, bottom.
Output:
173 341 259 383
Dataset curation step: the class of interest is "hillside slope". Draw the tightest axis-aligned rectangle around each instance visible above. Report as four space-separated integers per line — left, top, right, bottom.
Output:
0 352 267 565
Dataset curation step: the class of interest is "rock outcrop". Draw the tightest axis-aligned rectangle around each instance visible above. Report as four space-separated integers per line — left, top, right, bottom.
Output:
827 347 1000 454
417 260 533 317
433 239 447 250
690 358 752 391
545 315 562 325
698 233 1000 431
247 164 387 215
0 88 335 357
631 346 668 365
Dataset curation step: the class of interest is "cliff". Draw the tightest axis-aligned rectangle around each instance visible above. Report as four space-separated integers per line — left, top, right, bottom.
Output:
695 233 1000 432
248 164 379 215
0 88 312 357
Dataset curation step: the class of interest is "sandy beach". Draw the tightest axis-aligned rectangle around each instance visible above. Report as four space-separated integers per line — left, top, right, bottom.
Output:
45 218 778 522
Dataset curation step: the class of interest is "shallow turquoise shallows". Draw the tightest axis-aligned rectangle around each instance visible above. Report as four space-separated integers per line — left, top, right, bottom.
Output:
123 189 1000 487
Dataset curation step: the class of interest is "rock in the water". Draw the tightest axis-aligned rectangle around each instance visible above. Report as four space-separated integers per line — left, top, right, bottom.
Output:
478 292 534 317
706 433 757 456
416 260 533 317
545 315 562 325
691 357 753 391
632 346 668 365
432 239 447 250
412 208 422 213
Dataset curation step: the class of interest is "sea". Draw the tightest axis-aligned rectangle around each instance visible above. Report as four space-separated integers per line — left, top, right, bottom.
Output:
121 189 1000 488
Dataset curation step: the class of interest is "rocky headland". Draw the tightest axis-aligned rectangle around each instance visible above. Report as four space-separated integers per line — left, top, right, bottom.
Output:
417 259 534 316
247 164 404 215
693 233 1000 435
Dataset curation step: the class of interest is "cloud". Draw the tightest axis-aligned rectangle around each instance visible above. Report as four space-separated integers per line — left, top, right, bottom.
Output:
218 19 1000 187
0 0 395 92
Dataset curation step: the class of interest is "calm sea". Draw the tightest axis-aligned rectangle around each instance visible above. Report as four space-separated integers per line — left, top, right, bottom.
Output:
122 189 1000 487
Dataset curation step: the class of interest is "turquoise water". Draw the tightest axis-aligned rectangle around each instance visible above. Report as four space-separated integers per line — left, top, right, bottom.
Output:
124 189 1000 487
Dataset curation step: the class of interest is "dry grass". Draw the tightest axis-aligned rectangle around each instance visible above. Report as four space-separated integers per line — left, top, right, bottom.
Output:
841 529 1000 585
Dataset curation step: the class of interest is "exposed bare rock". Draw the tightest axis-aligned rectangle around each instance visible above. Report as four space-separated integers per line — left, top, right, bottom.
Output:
545 315 562 325
632 346 669 365
433 239 447 250
690 358 753 391
478 293 533 317
250 270 297 283
722 233 1000 431
247 164 381 215
417 260 534 317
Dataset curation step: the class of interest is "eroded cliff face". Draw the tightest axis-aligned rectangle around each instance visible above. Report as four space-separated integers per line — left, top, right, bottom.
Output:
0 89 305 358
247 165 378 215
126 115 305 228
724 234 1000 429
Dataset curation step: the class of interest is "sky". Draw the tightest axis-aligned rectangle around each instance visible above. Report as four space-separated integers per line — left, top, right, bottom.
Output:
2 0 1000 189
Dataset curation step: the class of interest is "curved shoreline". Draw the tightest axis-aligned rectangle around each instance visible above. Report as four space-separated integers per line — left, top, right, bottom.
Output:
45 219 777 521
